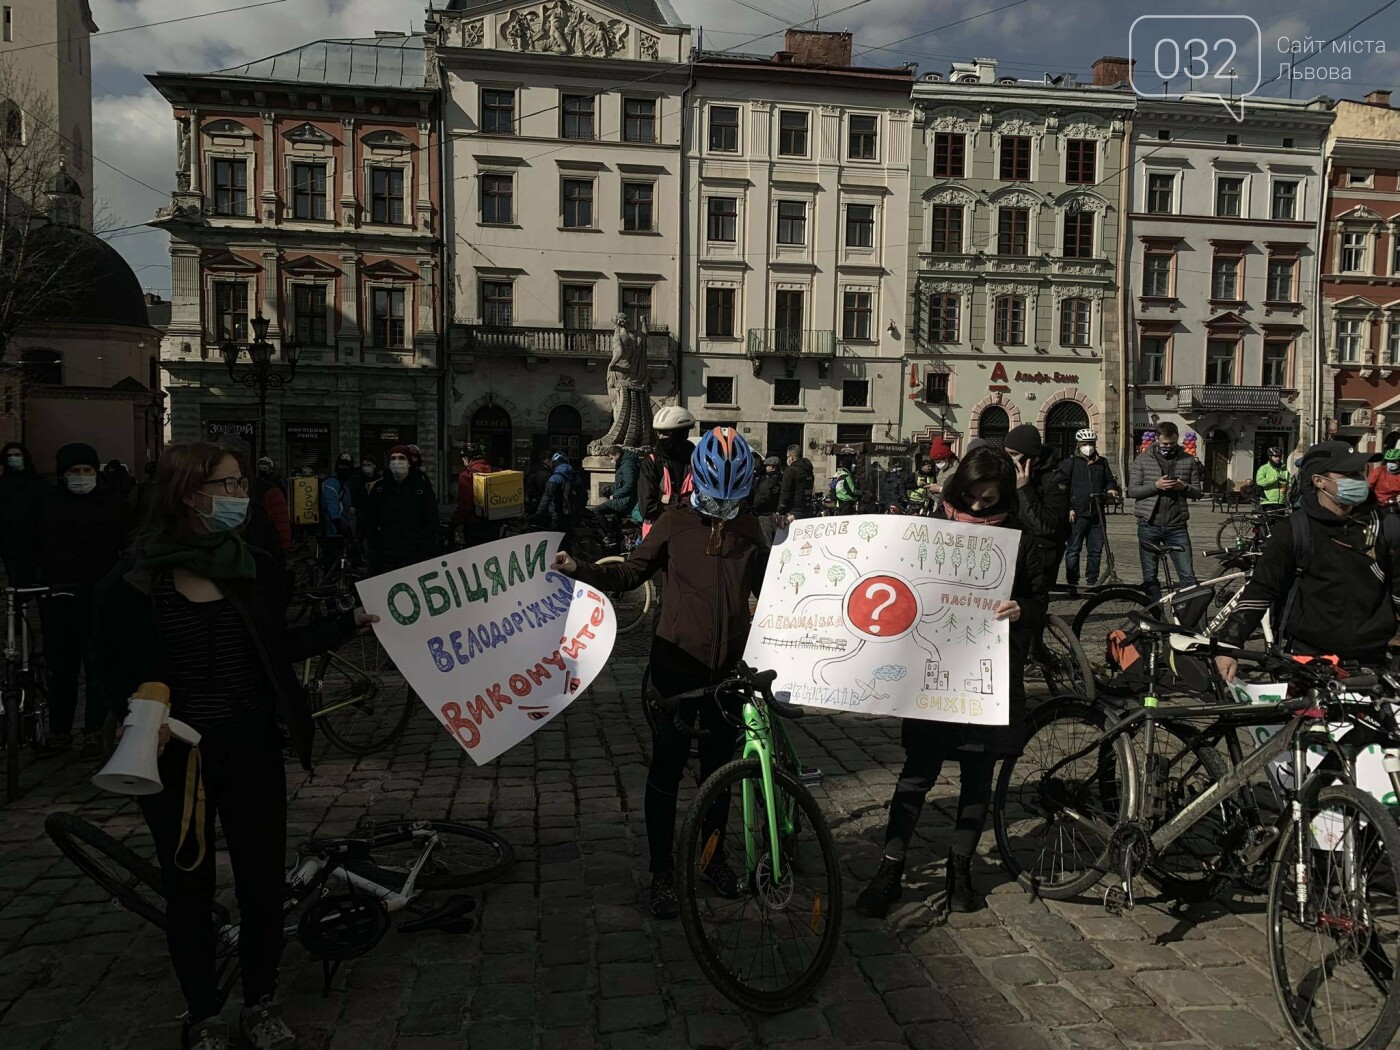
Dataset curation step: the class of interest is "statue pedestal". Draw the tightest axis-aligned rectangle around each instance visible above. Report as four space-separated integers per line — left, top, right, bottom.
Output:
584 457 616 505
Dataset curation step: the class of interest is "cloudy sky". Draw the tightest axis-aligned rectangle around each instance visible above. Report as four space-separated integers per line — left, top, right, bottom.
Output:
76 0 1400 297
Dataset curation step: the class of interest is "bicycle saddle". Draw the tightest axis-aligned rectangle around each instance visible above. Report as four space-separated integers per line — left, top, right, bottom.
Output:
1129 614 1201 638
399 894 477 935
1139 539 1185 555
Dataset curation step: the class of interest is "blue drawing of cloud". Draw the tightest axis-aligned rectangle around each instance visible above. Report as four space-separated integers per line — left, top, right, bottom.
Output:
873 664 907 681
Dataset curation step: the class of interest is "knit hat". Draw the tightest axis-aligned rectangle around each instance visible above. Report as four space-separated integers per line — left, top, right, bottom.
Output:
966 438 988 453
1003 425 1043 458
387 444 411 459
928 437 956 461
56 442 99 475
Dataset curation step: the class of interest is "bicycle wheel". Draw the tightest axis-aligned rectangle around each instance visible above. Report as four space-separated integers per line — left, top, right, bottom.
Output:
595 555 651 634
675 758 842 1013
1215 516 1256 552
1071 587 1150 683
993 697 1135 900
363 819 515 890
3 674 19 802
313 635 416 756
45 812 169 929
1268 784 1400 1050
1031 614 1096 700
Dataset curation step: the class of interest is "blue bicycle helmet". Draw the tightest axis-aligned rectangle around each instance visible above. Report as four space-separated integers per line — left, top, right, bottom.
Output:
691 427 755 500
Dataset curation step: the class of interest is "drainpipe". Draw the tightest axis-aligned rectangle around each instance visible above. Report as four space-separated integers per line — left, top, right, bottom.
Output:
436 55 452 484
1312 149 1331 451
1114 111 1134 485
675 36 696 416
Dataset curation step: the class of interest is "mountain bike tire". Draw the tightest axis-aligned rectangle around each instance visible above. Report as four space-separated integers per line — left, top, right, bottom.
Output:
1032 614 1096 700
1214 516 1258 552
4 673 19 803
365 819 515 890
313 636 416 756
45 812 169 930
595 555 652 634
1071 586 1150 686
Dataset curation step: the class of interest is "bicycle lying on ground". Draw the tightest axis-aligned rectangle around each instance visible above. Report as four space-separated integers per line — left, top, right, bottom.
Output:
46 812 514 1001
649 662 841 1013
1 585 49 802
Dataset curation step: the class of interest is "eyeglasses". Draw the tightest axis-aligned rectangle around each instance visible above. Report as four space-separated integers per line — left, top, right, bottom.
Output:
203 475 249 495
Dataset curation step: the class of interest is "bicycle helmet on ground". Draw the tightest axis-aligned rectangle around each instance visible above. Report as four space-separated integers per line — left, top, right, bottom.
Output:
1385 448 1400 462
690 427 755 500
652 405 696 432
1075 428 1097 443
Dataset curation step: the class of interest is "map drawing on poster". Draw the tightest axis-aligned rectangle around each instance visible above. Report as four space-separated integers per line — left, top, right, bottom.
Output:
356 533 616 764
743 515 1021 726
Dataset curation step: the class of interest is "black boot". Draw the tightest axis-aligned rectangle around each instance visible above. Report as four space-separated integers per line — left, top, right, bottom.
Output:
854 855 904 918
948 851 982 914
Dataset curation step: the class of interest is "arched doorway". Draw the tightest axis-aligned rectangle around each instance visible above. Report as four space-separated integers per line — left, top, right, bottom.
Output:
1045 400 1090 463
469 403 512 470
1205 428 1231 492
978 405 1009 448
546 405 585 462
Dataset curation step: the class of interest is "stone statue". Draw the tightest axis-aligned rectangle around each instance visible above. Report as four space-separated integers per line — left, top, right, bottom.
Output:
176 117 190 190
590 314 652 454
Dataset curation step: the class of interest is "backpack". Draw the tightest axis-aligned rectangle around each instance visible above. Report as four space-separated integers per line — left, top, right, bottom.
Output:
828 476 839 496
1274 508 1400 648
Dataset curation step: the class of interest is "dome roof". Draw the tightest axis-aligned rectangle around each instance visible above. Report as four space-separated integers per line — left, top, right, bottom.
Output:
46 168 82 196
26 225 149 329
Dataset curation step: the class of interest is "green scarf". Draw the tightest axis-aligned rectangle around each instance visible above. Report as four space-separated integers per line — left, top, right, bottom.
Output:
140 530 256 580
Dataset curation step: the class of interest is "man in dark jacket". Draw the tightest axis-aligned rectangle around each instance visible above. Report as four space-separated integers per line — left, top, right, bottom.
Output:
753 456 783 544
1004 424 1071 603
1058 428 1120 596
526 456 553 508
637 405 697 524
777 444 815 521
600 446 641 521
1126 421 1204 600
0 441 45 585
364 445 438 574
536 452 583 531
449 443 495 548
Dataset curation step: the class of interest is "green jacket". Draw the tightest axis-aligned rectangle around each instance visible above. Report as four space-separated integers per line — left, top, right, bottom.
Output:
835 472 862 503
1255 462 1288 505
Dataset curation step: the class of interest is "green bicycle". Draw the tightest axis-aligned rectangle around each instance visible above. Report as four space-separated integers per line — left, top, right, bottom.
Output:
651 663 842 1013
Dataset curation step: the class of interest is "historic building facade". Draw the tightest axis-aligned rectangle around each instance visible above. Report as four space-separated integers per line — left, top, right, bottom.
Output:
905 57 1129 467
1125 95 1332 489
1319 92 1400 452
434 0 688 471
682 31 913 473
148 33 442 478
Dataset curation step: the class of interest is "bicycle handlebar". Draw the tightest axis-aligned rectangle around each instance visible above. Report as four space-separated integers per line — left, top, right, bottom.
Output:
648 663 796 739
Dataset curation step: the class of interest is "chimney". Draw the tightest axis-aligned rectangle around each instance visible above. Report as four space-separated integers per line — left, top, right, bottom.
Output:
783 29 852 68
1365 89 1392 107
974 57 998 83
1092 56 1135 87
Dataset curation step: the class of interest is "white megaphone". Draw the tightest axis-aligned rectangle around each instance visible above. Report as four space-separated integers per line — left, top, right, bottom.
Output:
93 682 202 795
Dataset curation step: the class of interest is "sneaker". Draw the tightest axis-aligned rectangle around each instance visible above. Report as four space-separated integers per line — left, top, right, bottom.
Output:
236 997 295 1050
80 732 102 760
183 1018 231 1050
854 856 905 919
649 872 679 920
700 858 741 899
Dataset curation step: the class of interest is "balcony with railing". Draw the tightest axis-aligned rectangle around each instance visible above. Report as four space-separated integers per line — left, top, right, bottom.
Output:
1176 385 1284 413
745 328 836 377
463 325 673 363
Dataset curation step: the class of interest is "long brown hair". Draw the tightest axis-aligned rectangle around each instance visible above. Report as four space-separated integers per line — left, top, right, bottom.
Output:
138 441 249 545
940 446 1019 522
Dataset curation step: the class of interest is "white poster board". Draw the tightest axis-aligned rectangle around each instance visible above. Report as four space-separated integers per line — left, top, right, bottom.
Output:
355 533 616 764
743 515 1020 725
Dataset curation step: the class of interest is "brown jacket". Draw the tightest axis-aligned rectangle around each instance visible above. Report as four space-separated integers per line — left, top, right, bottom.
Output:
569 504 768 686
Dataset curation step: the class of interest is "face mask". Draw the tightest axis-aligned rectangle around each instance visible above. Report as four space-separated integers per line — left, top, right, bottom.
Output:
389 460 409 480
692 492 743 520
1388 463 1400 475
1334 477 1370 506
1158 444 1178 458
1079 445 1095 457
257 466 271 476
198 494 249 532
362 465 375 476
66 475 96 495
6 454 23 469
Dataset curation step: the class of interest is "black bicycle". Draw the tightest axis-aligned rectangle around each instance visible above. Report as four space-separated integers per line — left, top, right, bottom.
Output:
2 585 49 802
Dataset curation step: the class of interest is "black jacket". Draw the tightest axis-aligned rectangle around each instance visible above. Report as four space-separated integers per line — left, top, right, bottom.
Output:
94 547 354 768
36 483 128 588
364 469 438 572
752 470 783 514
637 443 693 522
777 457 814 515
0 444 45 566
1016 447 1071 596
1057 454 1119 515
1217 493 1400 659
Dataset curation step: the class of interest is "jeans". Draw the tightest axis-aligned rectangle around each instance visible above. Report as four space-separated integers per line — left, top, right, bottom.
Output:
40 586 104 737
882 743 997 861
1064 512 1105 586
1137 522 1196 602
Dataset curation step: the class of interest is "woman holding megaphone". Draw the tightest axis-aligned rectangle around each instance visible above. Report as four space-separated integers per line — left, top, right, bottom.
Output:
94 442 378 1050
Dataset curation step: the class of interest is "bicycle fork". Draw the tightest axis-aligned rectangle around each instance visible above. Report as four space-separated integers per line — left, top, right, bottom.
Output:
741 704 786 886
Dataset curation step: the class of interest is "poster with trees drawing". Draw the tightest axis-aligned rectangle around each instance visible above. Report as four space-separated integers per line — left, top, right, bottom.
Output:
743 515 1020 726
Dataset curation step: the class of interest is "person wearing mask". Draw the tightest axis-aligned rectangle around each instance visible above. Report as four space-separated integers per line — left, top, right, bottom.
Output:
599 445 642 522
94 441 375 1050
554 427 767 918
251 461 292 553
450 443 495 549
319 453 355 567
752 456 784 543
1127 422 1204 600
1058 428 1120 597
363 446 438 575
0 442 44 585
855 447 1039 920
637 405 697 528
1216 441 1395 681
350 456 379 519
1369 448 1400 507
1003 424 1071 606
776 444 815 522
914 460 941 497
928 437 958 479
536 451 584 533
37 443 128 756
881 464 909 513
1256 447 1290 507
833 464 863 514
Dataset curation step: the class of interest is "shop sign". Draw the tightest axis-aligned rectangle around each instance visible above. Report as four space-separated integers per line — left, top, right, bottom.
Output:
1013 370 1080 384
205 420 254 441
286 423 330 441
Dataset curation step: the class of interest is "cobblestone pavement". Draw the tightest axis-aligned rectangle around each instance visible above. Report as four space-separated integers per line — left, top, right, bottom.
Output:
0 508 1302 1050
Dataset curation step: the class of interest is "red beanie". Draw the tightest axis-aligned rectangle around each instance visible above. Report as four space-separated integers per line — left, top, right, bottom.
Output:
387 444 411 459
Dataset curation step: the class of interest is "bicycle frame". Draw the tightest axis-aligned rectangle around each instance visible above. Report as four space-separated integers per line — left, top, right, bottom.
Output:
737 695 803 885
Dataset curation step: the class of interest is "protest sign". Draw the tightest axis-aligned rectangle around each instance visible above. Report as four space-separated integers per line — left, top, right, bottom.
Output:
743 514 1020 726
355 532 616 764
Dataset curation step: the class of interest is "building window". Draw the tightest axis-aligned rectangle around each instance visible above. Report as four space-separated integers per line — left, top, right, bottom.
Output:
1065 139 1096 184
370 167 405 224
1140 336 1167 383
778 110 808 156
1266 258 1296 302
1210 255 1240 300
848 115 877 160
842 379 870 408
1393 235 1400 275
709 106 738 152
928 293 959 342
212 158 247 216
622 182 654 232
292 285 328 345
1000 135 1030 180
924 372 950 404
1146 172 1174 214
1059 298 1090 347
1341 231 1367 273
562 178 594 228
993 295 1026 345
2 101 21 145
1063 212 1094 258
291 163 326 220
620 286 651 331
372 288 406 348
482 89 515 134
481 280 513 326
842 291 873 341
1206 339 1235 384
1271 180 1297 221
705 288 735 337
845 204 875 248
623 98 656 143
997 207 1029 255
931 205 963 253
933 133 965 178
1337 319 1363 363
776 200 806 246
213 281 248 341
561 94 595 140
774 290 804 349
706 197 737 242
773 377 801 407
1349 170 1373 187
1387 320 1400 366
2 7 10 43
1143 252 1173 297
481 172 513 224
562 284 593 329
1263 340 1290 386
979 405 1010 446
706 375 735 405
1215 176 1243 218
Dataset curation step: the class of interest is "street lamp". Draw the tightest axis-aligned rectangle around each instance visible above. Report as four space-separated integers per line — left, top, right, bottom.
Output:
220 312 300 457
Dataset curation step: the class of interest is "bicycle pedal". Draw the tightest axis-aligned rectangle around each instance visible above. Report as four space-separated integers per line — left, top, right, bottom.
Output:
1103 884 1132 916
798 767 824 788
